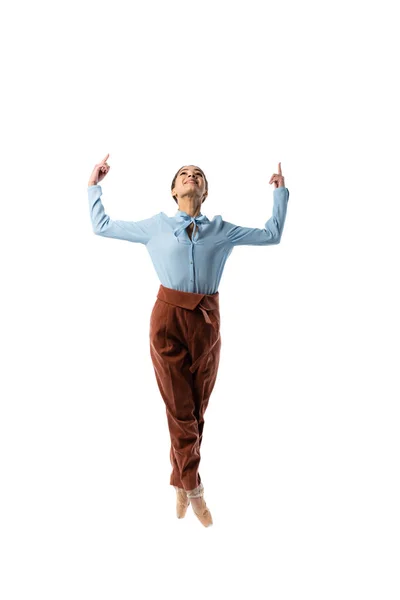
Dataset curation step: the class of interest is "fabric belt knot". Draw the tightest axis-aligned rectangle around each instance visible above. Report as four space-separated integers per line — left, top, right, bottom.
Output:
198 302 213 325
196 298 219 331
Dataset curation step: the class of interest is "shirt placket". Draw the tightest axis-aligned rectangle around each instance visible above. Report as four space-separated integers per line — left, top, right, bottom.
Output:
189 232 195 292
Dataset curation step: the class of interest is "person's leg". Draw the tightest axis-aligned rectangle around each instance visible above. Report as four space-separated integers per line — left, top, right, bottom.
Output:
185 304 221 519
149 298 201 491
192 337 221 451
186 303 221 451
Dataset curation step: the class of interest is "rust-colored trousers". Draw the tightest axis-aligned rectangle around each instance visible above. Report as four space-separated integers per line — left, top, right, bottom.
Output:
149 284 222 491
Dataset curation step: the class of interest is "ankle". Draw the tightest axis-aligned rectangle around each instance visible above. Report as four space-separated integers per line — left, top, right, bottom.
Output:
186 482 204 499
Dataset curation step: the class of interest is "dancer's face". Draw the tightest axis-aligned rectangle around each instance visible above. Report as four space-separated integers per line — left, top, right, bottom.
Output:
172 166 208 206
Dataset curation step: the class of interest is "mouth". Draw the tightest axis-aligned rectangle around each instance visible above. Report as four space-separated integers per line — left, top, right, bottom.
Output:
186 181 197 184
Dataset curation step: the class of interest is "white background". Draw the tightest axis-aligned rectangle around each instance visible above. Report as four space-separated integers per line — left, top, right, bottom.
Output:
1 0 399 598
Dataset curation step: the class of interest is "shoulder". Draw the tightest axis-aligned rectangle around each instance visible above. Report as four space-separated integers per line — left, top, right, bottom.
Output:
207 214 223 223
158 211 175 221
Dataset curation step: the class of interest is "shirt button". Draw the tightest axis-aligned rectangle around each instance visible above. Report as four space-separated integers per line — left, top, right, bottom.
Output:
190 261 193 264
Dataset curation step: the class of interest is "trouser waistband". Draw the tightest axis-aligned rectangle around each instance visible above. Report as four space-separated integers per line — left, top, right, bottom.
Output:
156 284 219 326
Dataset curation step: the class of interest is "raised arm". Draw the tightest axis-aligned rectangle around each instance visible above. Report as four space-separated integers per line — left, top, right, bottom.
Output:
88 184 159 244
223 186 290 246
223 162 290 246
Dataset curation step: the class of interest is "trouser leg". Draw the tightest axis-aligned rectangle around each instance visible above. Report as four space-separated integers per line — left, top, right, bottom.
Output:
192 335 221 452
149 299 200 491
149 297 221 492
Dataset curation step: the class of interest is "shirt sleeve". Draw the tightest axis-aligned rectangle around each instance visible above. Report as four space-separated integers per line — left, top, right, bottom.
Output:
88 184 159 244
223 187 290 246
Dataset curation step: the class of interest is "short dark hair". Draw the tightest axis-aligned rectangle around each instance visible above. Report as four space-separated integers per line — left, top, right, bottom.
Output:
171 165 208 204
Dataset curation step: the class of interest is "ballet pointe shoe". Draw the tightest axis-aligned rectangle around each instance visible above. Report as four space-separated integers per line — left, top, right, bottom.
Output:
186 482 213 528
174 486 190 519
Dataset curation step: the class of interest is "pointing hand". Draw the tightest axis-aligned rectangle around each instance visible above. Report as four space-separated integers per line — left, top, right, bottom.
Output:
88 153 111 186
269 162 285 189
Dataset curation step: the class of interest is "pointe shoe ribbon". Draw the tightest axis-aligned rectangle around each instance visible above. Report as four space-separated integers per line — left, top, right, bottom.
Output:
186 482 205 498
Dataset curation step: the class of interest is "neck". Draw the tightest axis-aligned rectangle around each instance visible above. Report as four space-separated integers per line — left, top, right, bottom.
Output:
178 201 202 217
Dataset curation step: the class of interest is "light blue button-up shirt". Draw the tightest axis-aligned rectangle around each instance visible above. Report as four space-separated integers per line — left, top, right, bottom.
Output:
88 184 290 294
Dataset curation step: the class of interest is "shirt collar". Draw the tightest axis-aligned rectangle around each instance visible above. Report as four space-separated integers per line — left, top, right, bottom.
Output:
174 209 209 222
176 209 201 217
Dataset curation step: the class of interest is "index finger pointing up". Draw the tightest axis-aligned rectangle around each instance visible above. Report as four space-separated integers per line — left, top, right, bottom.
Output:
101 153 110 163
278 162 282 174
